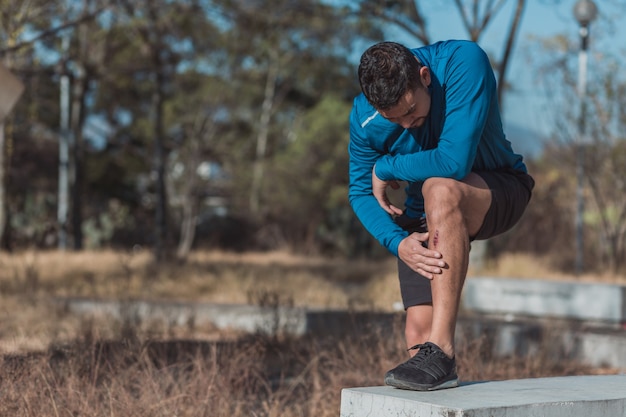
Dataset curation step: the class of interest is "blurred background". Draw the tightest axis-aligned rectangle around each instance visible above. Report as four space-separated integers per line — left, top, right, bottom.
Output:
1 0 626 275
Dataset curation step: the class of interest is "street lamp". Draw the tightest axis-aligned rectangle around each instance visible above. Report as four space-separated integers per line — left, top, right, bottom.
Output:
573 0 598 275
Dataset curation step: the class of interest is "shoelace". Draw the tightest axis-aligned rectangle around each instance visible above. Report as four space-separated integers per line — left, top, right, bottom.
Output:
407 343 433 352
404 343 435 366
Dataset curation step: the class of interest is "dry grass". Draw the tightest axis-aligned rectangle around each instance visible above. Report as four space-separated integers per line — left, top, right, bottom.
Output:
0 317 605 417
0 249 399 356
474 252 626 284
0 249 622 415
0 249 398 306
0 249 623 356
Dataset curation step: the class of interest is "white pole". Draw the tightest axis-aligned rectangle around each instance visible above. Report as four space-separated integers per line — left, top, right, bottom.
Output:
58 36 70 250
575 24 589 275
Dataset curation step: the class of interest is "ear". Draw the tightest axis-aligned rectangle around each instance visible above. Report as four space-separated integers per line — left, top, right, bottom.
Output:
419 66 431 87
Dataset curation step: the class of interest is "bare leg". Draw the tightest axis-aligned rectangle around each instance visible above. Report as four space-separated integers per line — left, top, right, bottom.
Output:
405 304 433 356
421 174 491 358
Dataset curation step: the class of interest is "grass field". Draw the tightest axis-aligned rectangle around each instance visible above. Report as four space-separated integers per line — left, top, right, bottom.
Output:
0 248 623 353
0 249 622 415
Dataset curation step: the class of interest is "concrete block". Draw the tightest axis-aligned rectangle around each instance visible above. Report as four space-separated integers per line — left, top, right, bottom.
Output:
462 277 626 323
340 374 626 417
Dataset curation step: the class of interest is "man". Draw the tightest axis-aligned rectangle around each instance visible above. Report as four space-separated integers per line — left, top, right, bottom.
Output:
348 40 534 391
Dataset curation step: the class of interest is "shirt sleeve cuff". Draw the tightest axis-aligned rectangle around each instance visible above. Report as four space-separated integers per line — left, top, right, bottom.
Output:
374 156 393 181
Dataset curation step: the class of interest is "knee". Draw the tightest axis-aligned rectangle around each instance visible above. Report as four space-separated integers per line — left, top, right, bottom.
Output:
422 177 464 220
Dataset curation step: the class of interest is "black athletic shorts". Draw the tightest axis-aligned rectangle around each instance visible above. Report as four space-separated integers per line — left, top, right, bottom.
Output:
397 168 535 309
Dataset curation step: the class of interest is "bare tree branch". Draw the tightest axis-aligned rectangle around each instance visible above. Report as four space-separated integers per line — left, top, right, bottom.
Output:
497 0 526 107
0 7 108 56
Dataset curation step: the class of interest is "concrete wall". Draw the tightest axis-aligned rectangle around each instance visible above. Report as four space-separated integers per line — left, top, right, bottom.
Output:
462 277 626 324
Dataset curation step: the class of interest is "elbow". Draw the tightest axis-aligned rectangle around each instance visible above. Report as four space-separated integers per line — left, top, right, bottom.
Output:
442 162 471 181
452 168 471 181
434 149 473 180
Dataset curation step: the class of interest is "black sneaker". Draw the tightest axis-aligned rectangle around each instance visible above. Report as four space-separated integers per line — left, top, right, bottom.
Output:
384 342 458 391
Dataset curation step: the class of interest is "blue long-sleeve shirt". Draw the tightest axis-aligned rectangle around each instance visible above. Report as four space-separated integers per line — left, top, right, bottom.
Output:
348 40 528 256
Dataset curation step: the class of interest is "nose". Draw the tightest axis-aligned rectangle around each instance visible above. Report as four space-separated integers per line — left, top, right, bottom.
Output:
399 118 414 129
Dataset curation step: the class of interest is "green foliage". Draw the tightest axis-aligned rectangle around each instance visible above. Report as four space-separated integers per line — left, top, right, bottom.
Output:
262 95 362 254
271 95 350 209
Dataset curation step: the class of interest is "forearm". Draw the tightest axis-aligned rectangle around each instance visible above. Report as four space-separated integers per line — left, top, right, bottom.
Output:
349 194 407 256
374 146 472 183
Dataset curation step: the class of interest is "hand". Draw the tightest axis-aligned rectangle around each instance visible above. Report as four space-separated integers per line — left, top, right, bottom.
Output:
398 232 446 279
372 165 403 216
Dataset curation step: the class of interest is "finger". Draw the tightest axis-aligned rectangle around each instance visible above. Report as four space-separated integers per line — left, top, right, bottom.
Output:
376 198 396 216
420 248 443 260
418 263 443 274
374 192 400 216
389 204 403 216
416 268 434 280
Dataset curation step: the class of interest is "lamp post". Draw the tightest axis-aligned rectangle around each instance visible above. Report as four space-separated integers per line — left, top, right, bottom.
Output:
573 0 597 275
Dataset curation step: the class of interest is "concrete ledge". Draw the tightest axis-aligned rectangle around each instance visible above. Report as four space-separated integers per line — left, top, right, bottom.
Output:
340 375 626 417
463 277 626 323
457 314 626 370
58 298 626 369
56 297 396 337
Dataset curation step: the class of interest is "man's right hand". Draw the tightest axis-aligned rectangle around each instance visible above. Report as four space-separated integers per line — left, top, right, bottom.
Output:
372 165 403 216
398 232 446 279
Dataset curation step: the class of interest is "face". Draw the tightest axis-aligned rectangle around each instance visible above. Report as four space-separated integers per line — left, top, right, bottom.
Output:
379 67 431 129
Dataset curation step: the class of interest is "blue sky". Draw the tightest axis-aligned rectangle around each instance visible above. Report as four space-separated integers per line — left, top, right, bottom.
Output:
383 1 626 156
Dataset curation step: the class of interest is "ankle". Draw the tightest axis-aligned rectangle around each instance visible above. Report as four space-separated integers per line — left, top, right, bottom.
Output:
429 341 455 359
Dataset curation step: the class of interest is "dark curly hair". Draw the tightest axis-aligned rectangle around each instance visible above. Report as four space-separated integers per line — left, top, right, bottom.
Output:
358 41 422 110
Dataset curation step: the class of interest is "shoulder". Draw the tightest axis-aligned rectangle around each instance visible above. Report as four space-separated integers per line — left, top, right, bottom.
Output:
419 40 494 90
350 94 379 130
350 95 392 134
349 94 403 147
415 40 489 70
418 40 486 57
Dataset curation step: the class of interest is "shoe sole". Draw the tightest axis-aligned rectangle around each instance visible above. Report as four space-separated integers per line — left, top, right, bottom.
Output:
385 375 459 391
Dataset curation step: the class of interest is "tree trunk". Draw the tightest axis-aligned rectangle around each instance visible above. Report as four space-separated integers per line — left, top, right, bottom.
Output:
0 47 25 249
249 49 279 215
152 69 168 261
176 196 198 260
176 142 200 261
0 124 5 246
69 5 93 251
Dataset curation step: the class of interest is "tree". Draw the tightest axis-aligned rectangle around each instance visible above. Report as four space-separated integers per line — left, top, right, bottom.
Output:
165 72 235 260
1 0 111 250
0 0 383 256
0 0 58 249
105 0 217 260
526 20 626 273
215 0 371 217
61 0 113 250
265 95 353 254
578 58 626 273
